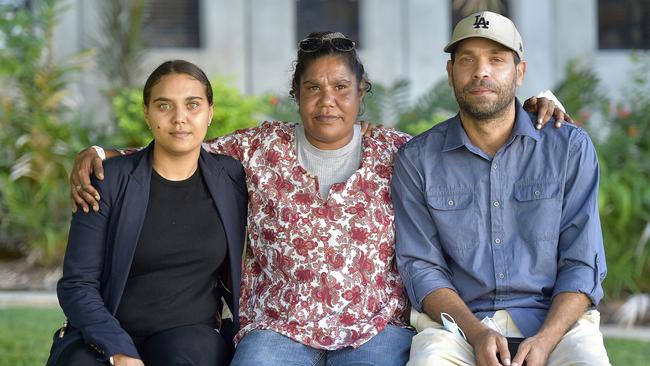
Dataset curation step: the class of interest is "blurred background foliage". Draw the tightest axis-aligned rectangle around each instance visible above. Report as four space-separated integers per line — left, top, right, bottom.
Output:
555 55 650 297
0 0 649 299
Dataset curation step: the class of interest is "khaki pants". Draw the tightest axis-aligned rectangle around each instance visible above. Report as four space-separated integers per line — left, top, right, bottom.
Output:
408 309 611 366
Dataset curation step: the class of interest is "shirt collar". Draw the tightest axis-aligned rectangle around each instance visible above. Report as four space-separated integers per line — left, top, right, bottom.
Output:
442 98 540 153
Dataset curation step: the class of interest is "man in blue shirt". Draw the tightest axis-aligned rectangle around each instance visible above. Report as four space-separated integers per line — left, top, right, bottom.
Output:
392 11 610 366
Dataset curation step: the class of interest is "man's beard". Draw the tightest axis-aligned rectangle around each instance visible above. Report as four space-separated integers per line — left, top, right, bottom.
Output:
453 77 517 121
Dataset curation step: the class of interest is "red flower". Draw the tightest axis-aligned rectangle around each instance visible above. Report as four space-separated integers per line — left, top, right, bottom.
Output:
265 149 282 165
345 202 367 217
295 267 315 282
617 105 631 119
281 207 300 224
263 201 276 218
275 250 294 269
262 228 277 242
354 176 379 198
313 205 341 221
349 226 369 242
283 289 299 305
378 242 394 261
340 312 357 326
277 129 292 142
272 175 294 192
374 164 392 179
293 192 313 205
293 237 317 256
380 189 392 204
325 248 345 269
265 308 280 319
343 286 363 304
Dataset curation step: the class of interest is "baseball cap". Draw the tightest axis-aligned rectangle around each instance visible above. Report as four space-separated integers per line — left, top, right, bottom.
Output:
444 11 524 59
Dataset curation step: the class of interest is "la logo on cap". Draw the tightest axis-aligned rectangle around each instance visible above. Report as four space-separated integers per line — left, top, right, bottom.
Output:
473 15 490 29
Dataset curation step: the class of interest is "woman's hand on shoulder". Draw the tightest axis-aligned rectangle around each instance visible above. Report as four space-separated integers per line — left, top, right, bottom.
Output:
113 354 145 366
70 147 105 213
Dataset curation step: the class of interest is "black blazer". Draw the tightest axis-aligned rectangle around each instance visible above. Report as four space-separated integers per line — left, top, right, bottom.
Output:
47 143 247 365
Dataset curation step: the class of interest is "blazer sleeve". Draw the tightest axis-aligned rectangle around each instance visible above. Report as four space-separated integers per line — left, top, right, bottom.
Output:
57 175 140 360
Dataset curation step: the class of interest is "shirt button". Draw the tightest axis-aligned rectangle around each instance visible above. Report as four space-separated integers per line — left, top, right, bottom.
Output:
494 238 501 245
493 200 500 208
534 190 541 196
492 163 498 170
448 200 455 206
498 272 505 279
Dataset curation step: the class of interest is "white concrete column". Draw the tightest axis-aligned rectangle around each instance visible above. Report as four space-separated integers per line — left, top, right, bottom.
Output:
407 0 450 98
204 0 247 91
360 0 403 86
510 0 556 99
248 0 295 95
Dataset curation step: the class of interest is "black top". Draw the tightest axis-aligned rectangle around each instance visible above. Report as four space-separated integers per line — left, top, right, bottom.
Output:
116 168 227 337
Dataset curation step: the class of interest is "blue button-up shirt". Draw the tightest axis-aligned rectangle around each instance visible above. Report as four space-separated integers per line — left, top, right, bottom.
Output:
392 101 607 337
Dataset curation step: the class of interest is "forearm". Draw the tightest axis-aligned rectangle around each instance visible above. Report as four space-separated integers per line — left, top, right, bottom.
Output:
421 288 488 345
535 292 590 347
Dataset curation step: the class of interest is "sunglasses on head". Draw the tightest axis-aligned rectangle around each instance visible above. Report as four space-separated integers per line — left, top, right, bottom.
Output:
298 36 356 53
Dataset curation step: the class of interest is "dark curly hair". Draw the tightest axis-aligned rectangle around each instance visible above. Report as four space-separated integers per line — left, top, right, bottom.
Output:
290 31 372 101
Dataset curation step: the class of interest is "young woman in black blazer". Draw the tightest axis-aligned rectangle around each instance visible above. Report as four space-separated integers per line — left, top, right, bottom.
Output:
47 60 247 366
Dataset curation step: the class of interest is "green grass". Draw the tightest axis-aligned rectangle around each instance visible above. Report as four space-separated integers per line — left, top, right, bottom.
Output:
604 338 650 364
0 307 649 365
0 307 65 366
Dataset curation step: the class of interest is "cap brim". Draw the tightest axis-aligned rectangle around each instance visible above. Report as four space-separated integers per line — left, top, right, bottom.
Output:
444 35 522 59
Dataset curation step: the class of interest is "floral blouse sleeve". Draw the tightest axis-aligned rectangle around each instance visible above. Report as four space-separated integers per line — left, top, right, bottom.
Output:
202 122 279 166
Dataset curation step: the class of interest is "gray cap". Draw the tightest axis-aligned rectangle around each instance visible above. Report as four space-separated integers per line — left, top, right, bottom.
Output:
444 11 524 59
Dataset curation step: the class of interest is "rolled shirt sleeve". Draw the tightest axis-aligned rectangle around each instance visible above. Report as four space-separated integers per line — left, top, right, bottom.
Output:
553 129 606 305
392 147 456 312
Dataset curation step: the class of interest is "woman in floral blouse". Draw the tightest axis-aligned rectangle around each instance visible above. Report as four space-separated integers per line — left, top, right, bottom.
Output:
70 31 565 366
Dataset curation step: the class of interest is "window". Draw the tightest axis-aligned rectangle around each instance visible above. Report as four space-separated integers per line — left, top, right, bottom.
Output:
296 0 360 46
143 0 200 48
451 0 510 30
599 0 650 49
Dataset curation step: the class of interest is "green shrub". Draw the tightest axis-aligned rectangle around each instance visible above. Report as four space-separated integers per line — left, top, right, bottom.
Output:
0 0 94 265
555 55 650 297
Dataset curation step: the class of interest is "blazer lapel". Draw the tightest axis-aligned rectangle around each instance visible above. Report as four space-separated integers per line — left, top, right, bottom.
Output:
199 150 244 322
105 146 153 312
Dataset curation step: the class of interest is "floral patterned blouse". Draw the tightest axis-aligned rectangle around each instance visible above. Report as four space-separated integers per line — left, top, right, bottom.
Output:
203 121 410 350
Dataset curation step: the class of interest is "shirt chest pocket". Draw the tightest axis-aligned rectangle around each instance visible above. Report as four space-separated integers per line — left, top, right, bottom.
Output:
513 180 562 242
426 189 478 251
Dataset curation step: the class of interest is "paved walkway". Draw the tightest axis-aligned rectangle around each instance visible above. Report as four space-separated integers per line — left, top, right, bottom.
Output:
1 291 649 341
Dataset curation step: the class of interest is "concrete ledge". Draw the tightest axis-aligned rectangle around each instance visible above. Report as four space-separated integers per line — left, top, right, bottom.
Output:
601 325 650 341
0 291 58 308
0 291 649 342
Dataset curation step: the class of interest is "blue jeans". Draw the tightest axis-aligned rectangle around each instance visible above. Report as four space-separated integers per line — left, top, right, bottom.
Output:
230 325 415 366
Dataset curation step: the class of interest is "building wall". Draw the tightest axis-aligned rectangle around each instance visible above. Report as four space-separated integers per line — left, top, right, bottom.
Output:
52 0 646 126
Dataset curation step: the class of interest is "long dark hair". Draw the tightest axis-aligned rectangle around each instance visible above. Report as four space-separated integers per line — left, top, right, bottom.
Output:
143 60 213 106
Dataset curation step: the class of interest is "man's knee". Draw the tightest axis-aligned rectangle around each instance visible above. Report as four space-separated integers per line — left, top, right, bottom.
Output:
408 328 475 366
